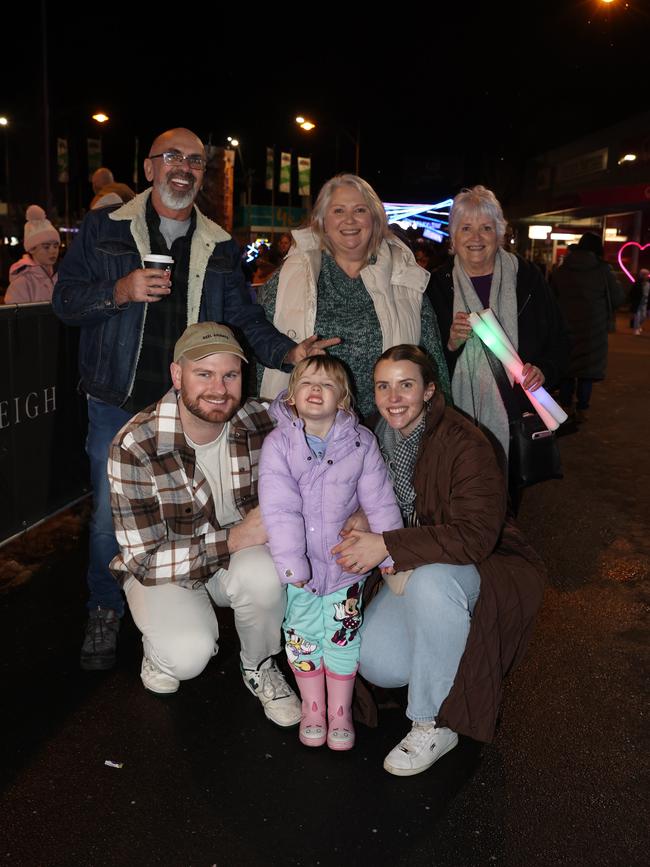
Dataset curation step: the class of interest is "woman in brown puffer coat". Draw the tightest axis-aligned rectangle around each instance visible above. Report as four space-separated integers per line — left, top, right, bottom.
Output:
333 344 546 777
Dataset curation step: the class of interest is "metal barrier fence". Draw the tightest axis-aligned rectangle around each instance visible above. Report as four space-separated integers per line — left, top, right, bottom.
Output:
0 303 89 545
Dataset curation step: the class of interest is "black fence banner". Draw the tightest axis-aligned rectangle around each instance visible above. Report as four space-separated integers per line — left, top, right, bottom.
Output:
0 305 89 544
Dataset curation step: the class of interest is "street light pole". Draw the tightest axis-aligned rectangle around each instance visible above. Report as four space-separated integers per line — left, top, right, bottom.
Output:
227 137 251 207
41 0 52 214
0 117 9 207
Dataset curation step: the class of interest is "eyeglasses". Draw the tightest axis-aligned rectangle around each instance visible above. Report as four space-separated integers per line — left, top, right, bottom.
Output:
149 150 206 170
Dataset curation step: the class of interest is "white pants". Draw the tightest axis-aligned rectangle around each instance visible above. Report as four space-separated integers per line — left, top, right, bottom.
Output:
124 545 285 681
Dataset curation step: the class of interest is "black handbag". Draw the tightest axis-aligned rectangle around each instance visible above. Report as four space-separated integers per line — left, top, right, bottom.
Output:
483 346 563 489
507 411 563 487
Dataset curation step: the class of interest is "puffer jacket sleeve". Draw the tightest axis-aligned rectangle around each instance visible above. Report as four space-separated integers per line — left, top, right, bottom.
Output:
382 421 506 570
258 429 310 584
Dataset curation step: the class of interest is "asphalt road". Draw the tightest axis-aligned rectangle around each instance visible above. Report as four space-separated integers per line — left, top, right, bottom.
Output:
1 314 648 867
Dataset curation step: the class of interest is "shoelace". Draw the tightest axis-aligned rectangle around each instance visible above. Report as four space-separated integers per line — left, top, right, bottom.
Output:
251 655 292 700
259 665 292 700
399 724 437 753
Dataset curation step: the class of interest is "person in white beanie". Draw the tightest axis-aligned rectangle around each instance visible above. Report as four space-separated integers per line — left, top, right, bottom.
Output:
5 205 60 304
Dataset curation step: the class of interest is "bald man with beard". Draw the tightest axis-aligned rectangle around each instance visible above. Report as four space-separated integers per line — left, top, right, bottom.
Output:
54 127 337 671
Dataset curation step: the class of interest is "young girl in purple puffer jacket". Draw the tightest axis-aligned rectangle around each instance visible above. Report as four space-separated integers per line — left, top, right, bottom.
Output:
259 356 402 751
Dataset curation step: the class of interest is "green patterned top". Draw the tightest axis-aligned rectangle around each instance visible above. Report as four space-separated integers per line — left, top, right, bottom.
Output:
259 251 451 420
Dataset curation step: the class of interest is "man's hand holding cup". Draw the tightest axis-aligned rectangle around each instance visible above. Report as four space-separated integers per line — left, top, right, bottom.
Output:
114 254 174 305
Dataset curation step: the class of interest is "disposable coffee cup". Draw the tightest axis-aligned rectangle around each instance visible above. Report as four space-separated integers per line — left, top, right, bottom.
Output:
143 254 173 276
143 254 173 297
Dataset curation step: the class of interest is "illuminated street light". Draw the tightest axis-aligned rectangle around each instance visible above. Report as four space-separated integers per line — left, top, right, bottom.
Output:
295 116 316 132
0 117 8 127
92 113 109 124
618 153 637 164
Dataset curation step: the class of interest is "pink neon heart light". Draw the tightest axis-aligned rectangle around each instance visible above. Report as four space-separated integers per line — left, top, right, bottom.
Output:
617 242 650 283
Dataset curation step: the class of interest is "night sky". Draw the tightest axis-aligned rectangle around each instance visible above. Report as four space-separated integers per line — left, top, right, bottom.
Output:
3 1 648 211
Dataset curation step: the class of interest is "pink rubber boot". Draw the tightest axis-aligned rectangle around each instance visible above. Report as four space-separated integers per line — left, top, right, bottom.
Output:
293 666 327 747
325 668 356 751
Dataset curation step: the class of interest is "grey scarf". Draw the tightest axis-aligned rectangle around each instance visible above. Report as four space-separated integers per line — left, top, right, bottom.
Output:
451 247 519 459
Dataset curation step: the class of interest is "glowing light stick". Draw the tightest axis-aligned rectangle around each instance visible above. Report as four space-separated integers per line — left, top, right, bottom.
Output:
468 310 567 430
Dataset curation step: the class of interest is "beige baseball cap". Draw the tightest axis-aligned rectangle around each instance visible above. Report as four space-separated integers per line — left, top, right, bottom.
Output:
173 322 248 363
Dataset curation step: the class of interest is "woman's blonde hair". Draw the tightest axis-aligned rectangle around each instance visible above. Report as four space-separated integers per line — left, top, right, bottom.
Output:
448 185 507 250
285 356 352 412
310 174 390 261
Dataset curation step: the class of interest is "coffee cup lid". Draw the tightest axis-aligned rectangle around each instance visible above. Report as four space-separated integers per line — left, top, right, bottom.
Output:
143 254 174 264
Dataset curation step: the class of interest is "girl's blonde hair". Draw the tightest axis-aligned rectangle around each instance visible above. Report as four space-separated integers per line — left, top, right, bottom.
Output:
285 356 352 412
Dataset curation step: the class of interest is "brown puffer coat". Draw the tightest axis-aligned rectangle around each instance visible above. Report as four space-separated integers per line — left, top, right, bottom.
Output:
382 391 546 743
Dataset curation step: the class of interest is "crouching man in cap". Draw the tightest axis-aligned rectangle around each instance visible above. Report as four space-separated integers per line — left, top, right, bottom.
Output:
107 322 301 727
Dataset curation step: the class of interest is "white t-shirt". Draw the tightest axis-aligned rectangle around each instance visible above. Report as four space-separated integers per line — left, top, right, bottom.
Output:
186 423 241 528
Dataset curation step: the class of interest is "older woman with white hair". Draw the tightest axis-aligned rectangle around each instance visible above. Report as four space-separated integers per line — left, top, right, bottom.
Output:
258 174 450 419
427 185 566 478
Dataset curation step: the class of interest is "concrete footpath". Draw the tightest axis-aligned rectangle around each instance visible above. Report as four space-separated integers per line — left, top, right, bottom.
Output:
0 314 648 866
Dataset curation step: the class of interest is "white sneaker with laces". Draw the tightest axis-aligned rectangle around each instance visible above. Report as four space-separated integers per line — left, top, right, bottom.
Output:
384 722 458 776
140 656 180 695
242 659 301 727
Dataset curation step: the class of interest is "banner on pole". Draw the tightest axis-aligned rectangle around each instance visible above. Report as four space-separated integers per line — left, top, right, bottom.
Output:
87 138 102 180
265 147 274 191
279 152 291 194
298 156 311 196
57 138 69 183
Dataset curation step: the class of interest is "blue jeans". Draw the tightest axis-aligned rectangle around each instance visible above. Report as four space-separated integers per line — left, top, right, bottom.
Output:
359 563 481 723
85 398 132 616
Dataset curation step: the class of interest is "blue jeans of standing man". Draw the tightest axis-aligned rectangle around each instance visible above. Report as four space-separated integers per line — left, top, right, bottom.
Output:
359 563 481 723
85 397 132 616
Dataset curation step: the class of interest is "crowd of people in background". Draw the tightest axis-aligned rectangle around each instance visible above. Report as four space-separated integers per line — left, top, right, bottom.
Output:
0 129 638 777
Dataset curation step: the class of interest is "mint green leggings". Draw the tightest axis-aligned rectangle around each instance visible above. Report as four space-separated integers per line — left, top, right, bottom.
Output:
284 580 365 676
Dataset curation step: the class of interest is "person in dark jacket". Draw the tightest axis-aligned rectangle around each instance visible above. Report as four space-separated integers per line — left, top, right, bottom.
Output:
52 127 338 673
333 345 545 777
426 185 567 504
551 232 624 423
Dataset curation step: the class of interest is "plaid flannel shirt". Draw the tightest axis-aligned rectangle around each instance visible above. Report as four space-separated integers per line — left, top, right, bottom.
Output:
108 388 273 588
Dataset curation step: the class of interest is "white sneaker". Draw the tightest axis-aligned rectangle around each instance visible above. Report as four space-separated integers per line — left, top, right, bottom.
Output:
140 656 180 695
242 659 301 727
384 722 458 777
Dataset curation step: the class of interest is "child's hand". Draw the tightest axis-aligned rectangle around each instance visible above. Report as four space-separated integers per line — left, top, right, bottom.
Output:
291 580 308 588
380 566 395 576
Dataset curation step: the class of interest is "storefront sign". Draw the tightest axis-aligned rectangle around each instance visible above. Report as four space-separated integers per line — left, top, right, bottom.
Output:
556 148 609 186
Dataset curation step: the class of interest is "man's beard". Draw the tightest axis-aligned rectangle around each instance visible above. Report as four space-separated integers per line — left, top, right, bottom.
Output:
157 171 197 210
181 388 238 426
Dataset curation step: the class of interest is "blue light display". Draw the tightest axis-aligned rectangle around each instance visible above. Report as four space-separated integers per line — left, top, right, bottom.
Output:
383 199 453 243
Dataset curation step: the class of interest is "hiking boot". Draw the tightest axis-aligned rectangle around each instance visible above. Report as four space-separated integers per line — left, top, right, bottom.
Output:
242 658 301 727
140 656 180 694
80 607 120 671
383 722 458 777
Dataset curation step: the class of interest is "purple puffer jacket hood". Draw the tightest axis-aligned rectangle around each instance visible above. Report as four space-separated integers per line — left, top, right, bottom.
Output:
259 391 403 595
